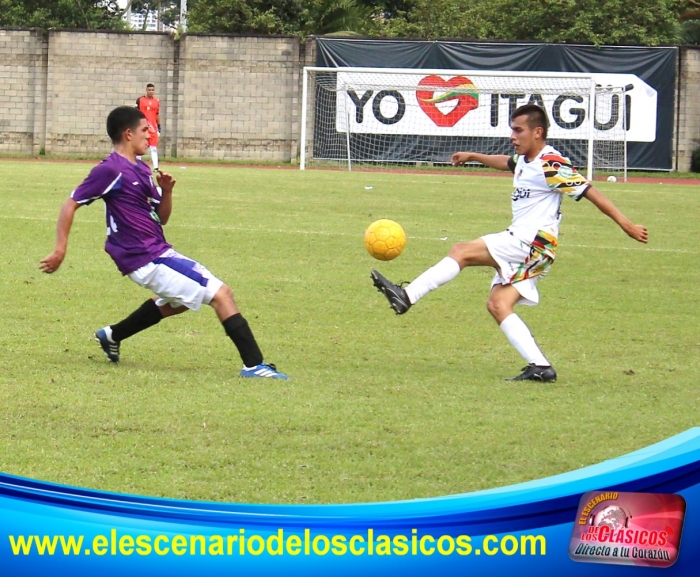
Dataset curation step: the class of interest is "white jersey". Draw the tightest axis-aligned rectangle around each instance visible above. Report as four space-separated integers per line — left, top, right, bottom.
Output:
507 144 590 241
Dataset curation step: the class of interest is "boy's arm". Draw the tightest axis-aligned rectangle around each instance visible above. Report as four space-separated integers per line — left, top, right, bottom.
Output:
39 198 81 273
155 171 176 225
583 187 648 243
451 151 512 172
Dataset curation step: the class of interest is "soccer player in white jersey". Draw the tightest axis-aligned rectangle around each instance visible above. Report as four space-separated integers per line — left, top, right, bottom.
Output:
371 104 648 382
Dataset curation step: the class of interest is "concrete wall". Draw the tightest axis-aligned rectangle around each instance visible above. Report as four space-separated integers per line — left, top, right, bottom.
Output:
0 29 47 154
176 35 300 160
45 30 173 155
0 29 699 170
677 46 700 172
0 29 302 162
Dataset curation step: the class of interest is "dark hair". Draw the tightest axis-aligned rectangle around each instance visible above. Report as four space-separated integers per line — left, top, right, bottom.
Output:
106 106 146 144
146 83 155 88
511 104 549 139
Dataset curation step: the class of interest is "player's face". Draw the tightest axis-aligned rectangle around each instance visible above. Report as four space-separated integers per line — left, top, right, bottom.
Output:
146 86 155 98
130 119 151 155
510 115 542 157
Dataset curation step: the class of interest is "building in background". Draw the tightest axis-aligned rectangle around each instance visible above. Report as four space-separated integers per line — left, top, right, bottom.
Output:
117 1 184 32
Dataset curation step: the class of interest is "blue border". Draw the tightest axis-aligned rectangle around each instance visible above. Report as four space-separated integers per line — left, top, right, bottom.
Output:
2 428 699 575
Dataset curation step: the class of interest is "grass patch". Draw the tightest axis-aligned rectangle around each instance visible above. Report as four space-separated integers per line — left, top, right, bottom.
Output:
0 161 698 504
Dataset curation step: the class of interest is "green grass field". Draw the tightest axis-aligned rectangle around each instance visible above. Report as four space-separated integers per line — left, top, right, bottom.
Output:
0 160 697 504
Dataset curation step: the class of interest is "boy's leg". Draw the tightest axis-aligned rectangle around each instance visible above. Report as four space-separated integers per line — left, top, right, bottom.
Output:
371 238 497 314
95 299 187 362
487 284 556 382
209 284 289 380
149 146 159 171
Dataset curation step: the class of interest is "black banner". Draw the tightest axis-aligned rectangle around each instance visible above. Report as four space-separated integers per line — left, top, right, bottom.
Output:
315 39 677 170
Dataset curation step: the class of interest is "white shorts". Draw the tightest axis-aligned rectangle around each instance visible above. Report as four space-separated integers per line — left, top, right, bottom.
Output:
128 249 224 311
481 229 558 307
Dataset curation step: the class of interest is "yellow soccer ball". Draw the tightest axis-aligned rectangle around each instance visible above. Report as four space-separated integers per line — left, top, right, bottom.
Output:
364 219 407 261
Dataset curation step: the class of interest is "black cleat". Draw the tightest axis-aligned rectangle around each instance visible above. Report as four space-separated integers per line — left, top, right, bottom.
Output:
506 364 557 382
370 269 411 315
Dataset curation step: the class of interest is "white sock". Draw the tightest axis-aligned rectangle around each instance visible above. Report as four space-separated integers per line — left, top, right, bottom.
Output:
499 313 549 366
404 257 461 304
102 326 116 343
150 146 159 170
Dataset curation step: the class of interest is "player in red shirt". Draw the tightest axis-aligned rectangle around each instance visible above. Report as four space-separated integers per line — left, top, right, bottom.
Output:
136 83 161 171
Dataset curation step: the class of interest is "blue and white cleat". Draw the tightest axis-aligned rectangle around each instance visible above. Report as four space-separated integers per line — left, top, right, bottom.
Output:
94 327 120 363
240 363 289 380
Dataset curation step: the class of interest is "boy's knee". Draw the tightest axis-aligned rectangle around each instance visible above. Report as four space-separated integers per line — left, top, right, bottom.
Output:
212 283 233 303
448 242 472 267
486 296 510 322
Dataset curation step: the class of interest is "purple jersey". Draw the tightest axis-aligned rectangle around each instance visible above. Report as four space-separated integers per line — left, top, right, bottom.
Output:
71 152 171 275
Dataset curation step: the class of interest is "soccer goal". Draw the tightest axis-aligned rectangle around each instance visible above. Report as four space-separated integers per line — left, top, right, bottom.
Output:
300 67 628 181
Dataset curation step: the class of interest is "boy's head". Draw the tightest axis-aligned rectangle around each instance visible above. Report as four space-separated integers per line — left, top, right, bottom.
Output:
106 106 149 152
510 104 549 157
511 104 549 139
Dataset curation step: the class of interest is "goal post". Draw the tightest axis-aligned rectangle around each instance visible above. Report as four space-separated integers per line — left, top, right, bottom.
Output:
300 66 628 181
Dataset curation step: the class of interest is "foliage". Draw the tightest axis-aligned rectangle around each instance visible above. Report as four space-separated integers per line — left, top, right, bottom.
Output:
0 0 126 30
186 0 301 34
681 0 700 43
0 0 689 44
379 0 490 39
186 0 376 35
380 0 684 46
299 0 378 35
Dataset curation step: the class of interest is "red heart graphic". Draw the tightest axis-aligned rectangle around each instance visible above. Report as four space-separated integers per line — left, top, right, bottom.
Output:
417 75 479 127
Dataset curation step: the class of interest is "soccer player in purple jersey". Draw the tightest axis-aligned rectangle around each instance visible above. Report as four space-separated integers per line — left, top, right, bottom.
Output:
39 106 288 380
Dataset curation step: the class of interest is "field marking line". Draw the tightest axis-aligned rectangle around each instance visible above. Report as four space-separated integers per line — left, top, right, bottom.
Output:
7 215 695 255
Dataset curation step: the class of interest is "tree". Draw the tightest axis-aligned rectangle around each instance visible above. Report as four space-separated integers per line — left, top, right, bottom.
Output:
0 0 126 30
184 0 297 34
299 0 378 35
381 0 684 46
681 0 700 43
186 0 376 35
379 0 490 39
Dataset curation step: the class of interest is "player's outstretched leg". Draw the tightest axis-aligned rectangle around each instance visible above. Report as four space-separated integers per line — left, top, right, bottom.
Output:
370 270 411 315
371 256 463 315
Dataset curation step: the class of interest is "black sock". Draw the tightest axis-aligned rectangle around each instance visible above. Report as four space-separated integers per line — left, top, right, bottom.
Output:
110 299 163 342
222 313 263 367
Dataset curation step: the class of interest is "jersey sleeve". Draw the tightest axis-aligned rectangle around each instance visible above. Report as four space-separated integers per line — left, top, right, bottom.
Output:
507 153 519 174
70 162 122 206
541 153 591 200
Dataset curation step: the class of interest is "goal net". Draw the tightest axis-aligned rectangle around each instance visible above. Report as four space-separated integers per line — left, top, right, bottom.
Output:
300 67 628 180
